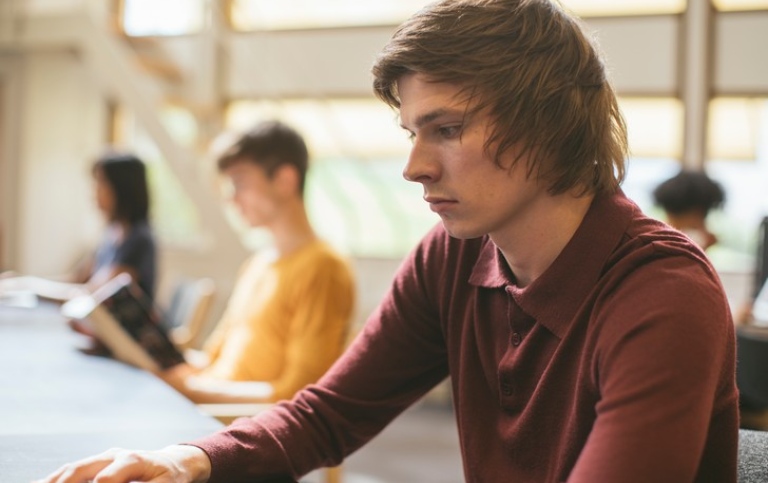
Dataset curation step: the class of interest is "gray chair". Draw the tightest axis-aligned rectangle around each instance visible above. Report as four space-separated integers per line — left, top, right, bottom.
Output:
739 429 768 482
736 325 768 430
163 278 216 350
737 326 768 409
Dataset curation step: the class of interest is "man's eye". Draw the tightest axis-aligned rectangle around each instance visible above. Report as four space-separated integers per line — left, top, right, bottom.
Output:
438 125 461 138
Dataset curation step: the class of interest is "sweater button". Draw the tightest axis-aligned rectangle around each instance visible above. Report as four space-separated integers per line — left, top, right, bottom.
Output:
500 381 513 396
511 332 522 346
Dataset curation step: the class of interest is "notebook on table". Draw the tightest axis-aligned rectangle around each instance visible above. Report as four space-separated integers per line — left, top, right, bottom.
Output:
61 273 184 371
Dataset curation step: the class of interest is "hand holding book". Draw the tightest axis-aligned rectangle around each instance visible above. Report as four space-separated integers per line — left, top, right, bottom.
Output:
61 273 185 371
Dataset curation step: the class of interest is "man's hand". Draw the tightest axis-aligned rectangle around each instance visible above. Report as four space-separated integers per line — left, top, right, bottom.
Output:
32 444 211 483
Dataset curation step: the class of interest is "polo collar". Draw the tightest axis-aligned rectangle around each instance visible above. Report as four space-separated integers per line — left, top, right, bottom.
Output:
468 191 637 338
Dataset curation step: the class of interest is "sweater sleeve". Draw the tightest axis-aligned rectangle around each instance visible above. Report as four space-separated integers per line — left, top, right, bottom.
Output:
567 255 738 483
186 229 451 483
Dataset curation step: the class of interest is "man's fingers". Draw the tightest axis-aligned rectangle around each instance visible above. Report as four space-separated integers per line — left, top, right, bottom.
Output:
93 451 167 483
32 446 203 483
33 448 118 482
32 448 162 483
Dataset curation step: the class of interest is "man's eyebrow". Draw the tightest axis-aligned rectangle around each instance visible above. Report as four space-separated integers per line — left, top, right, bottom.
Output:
400 108 460 131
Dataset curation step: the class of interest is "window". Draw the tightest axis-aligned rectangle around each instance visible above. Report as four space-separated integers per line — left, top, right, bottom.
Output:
708 97 763 160
229 0 431 30
227 99 407 158
561 0 684 17
122 0 205 36
620 97 684 159
561 0 686 16
712 0 768 11
229 0 688 31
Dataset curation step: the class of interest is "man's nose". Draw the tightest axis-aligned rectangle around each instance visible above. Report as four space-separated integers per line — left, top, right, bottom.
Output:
402 140 439 184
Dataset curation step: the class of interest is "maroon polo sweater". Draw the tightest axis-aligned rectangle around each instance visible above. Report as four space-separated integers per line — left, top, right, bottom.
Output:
189 191 738 483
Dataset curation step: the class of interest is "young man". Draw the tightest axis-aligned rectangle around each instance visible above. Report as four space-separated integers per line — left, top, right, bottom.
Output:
35 1 737 482
159 120 356 404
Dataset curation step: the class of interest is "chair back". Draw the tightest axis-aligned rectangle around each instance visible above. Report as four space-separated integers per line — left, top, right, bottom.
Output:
739 429 768 482
737 326 768 409
165 278 216 350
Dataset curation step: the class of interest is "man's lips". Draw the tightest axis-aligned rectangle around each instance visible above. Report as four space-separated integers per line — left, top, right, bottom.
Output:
424 195 457 213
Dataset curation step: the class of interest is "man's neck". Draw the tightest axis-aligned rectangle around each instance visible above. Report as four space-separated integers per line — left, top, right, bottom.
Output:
268 199 318 257
492 191 595 288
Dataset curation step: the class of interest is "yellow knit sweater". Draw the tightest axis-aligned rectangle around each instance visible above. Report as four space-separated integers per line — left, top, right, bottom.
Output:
201 240 355 402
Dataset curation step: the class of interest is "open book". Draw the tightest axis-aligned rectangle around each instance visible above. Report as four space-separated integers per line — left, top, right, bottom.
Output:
61 273 184 371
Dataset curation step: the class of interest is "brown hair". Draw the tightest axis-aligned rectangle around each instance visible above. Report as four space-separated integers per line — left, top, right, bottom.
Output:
217 120 309 194
372 0 627 196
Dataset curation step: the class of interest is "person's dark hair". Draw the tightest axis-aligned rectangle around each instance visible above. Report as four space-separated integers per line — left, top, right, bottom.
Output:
217 120 309 194
652 170 725 216
92 152 150 224
372 0 627 196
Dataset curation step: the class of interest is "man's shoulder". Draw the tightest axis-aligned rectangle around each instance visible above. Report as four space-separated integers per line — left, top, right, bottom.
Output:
594 221 731 332
292 241 355 280
305 240 349 264
609 215 718 283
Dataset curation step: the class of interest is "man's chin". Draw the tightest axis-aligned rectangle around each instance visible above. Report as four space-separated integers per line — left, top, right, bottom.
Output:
441 221 484 240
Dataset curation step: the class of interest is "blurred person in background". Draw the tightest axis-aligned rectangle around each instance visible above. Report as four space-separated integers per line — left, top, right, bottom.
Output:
156 120 356 405
652 169 725 251
0 152 156 302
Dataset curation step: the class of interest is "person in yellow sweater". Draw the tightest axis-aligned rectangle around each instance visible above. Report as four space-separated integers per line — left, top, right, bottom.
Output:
160 120 356 404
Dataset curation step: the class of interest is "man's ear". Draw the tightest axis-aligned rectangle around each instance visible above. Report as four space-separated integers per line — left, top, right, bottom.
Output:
272 164 301 198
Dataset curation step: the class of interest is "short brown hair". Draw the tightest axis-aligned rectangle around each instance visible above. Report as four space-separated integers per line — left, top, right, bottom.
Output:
372 0 627 196
217 120 309 194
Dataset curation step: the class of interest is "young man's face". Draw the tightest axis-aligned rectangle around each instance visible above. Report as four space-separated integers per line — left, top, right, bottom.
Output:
222 159 281 228
397 73 548 241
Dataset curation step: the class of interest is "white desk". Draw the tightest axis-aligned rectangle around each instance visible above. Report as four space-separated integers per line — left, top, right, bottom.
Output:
0 303 222 482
